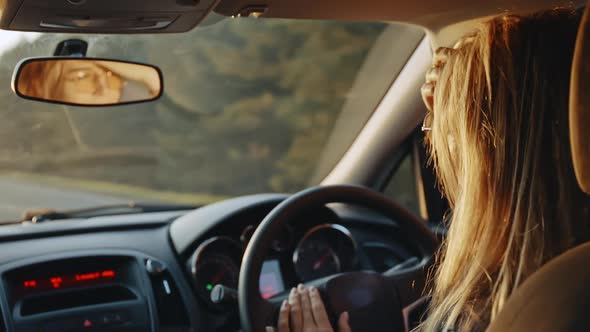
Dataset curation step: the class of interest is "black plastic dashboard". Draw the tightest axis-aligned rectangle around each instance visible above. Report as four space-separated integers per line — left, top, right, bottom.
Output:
0 194 421 332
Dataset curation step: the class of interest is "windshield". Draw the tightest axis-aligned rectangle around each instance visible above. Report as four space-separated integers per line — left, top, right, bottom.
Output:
0 19 423 221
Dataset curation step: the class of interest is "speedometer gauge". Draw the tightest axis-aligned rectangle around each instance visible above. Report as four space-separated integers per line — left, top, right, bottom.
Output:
190 237 242 305
293 238 341 281
293 224 357 282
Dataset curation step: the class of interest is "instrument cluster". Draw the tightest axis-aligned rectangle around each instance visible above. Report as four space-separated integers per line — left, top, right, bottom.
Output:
189 223 358 304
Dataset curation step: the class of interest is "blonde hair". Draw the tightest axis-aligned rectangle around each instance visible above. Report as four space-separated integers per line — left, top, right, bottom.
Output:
421 7 590 331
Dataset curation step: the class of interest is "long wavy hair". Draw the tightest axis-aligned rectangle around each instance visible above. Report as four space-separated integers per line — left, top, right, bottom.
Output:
420 7 590 331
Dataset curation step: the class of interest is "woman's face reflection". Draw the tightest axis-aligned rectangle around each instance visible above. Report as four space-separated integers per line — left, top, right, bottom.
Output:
17 59 160 106
59 60 123 105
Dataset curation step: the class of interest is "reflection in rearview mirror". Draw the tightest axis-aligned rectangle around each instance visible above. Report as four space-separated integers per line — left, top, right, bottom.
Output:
12 58 163 107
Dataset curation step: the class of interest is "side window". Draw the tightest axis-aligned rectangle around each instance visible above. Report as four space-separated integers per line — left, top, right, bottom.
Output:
383 151 421 217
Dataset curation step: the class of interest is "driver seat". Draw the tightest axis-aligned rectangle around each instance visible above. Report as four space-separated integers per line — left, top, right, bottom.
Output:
486 2 590 331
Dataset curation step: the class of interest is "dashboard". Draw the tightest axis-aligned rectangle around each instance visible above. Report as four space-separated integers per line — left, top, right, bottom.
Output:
0 193 421 332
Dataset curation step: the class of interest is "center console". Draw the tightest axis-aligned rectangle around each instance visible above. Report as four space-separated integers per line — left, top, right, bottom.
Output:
0 252 191 332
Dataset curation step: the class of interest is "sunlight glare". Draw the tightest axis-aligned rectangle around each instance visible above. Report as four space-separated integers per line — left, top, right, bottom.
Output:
0 30 40 55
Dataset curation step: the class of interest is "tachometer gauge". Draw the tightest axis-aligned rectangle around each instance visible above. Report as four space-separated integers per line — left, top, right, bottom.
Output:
293 224 357 282
190 237 242 305
194 254 239 294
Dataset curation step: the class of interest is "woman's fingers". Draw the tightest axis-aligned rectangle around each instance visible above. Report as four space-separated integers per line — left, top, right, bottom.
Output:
421 82 435 112
425 66 442 84
309 287 331 327
422 47 452 113
338 312 352 332
433 47 453 65
278 300 291 332
288 287 303 332
453 34 475 49
297 284 315 326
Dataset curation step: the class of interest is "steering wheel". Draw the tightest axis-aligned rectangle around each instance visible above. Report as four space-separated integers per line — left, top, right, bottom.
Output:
239 185 440 332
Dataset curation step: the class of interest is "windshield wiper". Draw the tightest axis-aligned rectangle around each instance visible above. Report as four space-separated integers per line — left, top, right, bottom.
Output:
25 202 199 223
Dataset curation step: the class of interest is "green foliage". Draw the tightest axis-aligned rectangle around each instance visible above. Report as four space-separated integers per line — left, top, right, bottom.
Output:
0 18 390 199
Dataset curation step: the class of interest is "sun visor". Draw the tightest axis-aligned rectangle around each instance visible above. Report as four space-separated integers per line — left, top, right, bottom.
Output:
0 0 220 33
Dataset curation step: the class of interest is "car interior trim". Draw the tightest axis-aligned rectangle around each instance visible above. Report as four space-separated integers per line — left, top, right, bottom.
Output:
323 37 430 188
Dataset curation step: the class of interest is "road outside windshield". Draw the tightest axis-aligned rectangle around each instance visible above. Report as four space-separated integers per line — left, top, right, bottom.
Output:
0 19 423 222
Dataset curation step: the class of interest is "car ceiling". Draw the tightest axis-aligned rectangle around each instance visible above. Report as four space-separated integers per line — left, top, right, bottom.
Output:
216 0 582 27
0 0 583 47
215 0 586 46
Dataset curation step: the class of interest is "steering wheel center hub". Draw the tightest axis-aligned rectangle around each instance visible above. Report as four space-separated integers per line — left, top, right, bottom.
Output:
324 272 404 331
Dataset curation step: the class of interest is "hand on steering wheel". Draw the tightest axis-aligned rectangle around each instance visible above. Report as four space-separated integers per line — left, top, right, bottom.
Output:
239 185 439 332
267 285 351 332
421 47 452 113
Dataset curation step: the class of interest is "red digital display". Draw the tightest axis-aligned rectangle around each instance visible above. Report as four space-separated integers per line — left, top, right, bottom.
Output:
22 270 116 291
23 280 37 288
259 260 285 300
75 272 100 281
102 270 115 278
50 277 63 289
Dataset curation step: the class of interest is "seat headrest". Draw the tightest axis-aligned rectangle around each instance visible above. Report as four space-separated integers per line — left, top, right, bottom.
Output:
570 4 590 194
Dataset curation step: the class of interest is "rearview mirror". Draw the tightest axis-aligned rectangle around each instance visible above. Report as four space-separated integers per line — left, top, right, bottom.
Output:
12 58 163 107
